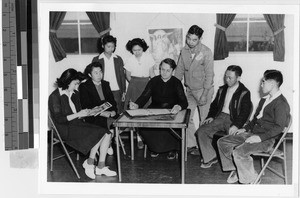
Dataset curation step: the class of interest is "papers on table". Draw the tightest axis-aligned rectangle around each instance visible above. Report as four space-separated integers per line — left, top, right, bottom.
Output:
125 109 175 120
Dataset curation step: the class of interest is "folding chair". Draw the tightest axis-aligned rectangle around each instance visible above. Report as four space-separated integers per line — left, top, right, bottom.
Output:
48 113 81 179
252 114 292 184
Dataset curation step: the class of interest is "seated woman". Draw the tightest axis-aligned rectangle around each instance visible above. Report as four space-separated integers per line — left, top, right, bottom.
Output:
79 62 119 155
48 68 117 179
129 58 188 159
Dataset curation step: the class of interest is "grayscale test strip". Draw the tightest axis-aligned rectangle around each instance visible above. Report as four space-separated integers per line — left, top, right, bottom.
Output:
3 0 32 150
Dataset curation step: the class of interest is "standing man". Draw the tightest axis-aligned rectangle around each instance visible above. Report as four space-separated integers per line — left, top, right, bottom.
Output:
218 70 290 184
175 25 214 152
196 65 252 168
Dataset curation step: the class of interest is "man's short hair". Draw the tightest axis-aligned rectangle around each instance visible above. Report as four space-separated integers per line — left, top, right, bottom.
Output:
264 70 283 87
187 25 204 39
226 65 243 77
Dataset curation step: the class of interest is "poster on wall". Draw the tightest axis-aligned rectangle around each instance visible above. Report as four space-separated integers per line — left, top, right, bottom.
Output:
148 28 183 75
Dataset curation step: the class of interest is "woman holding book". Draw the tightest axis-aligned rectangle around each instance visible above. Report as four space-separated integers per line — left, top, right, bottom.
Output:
129 58 188 159
79 62 118 155
48 68 117 179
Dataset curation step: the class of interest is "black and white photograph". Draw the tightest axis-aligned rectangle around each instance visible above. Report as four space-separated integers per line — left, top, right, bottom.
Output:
0 0 299 198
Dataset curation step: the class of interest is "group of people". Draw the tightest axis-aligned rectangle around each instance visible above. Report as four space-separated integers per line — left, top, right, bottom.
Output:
48 24 290 184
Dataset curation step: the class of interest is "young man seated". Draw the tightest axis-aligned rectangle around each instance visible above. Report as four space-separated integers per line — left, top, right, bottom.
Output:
195 65 252 168
217 70 290 184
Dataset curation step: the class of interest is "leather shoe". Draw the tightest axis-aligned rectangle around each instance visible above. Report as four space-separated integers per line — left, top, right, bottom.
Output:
82 160 95 179
227 170 238 184
167 151 178 160
190 149 200 156
150 152 159 158
95 167 117 177
200 158 218 168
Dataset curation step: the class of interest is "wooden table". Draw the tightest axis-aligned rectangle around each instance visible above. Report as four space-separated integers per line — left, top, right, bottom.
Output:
113 109 190 184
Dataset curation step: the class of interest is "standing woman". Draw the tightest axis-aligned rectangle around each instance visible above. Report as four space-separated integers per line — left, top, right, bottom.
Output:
124 38 155 110
91 35 126 114
48 68 117 179
124 38 156 149
129 58 188 159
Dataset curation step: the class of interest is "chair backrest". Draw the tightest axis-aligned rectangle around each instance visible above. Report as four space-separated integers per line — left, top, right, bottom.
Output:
272 114 292 152
280 114 292 139
48 111 65 144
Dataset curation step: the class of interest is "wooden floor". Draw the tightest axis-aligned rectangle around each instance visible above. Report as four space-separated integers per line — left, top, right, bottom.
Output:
47 134 293 184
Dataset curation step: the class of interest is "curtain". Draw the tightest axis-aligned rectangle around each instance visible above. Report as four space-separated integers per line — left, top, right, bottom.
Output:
213 14 236 60
86 12 111 36
49 12 66 62
263 14 285 62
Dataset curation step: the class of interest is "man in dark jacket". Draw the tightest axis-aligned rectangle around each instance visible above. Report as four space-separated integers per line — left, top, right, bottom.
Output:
196 65 252 168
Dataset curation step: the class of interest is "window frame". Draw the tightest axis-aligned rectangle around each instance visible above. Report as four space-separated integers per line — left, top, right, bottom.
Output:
58 12 98 55
228 14 273 54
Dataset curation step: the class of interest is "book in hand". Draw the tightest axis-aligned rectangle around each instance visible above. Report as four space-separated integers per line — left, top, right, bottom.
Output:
125 109 175 120
88 102 112 117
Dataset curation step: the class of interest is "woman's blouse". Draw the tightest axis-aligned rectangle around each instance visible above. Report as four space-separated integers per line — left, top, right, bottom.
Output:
124 52 155 77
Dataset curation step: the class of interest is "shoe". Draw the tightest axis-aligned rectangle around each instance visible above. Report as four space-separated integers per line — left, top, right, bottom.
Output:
190 149 200 156
150 152 159 158
82 159 95 169
167 151 178 160
82 160 95 179
200 158 218 168
187 146 197 153
227 171 238 184
95 167 117 177
137 139 144 150
107 146 114 155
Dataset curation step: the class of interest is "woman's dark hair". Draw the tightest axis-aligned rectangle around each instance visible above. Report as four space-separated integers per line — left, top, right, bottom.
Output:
126 38 149 54
264 69 283 87
97 35 117 54
159 58 177 70
226 65 243 77
187 25 204 39
84 62 103 77
56 68 86 90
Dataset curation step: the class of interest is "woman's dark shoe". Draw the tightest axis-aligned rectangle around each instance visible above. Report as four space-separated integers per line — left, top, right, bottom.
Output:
167 151 178 160
150 152 159 158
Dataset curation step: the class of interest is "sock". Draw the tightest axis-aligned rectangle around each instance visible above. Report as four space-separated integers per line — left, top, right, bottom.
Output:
97 161 105 169
87 158 95 165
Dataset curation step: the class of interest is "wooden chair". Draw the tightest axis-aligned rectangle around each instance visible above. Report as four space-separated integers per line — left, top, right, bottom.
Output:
48 113 81 179
252 114 292 184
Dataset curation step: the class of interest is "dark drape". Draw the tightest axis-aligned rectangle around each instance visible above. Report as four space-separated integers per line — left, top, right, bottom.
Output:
86 12 111 36
213 14 236 60
264 14 285 62
49 12 66 62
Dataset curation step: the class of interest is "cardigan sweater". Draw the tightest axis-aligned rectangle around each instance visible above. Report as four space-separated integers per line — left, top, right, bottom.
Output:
244 94 290 141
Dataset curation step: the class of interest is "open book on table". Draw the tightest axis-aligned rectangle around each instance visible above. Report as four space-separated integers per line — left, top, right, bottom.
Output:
88 102 112 117
125 109 175 120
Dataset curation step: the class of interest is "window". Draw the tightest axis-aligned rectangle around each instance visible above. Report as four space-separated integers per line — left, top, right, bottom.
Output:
56 12 99 54
226 14 274 52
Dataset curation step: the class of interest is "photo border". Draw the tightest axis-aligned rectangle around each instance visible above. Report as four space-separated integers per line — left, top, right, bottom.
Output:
38 0 299 196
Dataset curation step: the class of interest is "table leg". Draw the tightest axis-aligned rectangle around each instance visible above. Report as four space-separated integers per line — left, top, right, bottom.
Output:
181 128 185 184
115 127 121 182
130 129 134 160
185 128 187 162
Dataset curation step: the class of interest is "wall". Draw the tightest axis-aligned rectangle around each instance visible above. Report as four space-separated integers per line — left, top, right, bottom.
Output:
49 12 294 124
